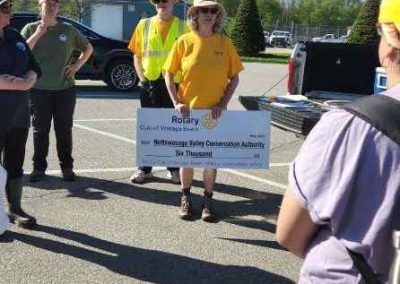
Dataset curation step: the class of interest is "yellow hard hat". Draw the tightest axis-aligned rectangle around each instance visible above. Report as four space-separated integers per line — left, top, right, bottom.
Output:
379 0 400 23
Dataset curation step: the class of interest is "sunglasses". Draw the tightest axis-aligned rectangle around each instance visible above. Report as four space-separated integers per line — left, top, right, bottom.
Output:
0 2 12 14
152 0 169 4
198 7 219 14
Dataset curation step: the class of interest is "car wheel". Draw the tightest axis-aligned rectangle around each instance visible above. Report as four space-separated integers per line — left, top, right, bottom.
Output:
105 59 138 91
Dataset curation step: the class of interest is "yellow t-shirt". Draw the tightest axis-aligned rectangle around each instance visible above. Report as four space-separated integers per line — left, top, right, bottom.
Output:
164 32 244 109
128 17 174 57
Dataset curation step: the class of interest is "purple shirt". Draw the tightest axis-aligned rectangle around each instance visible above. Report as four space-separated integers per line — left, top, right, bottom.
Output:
290 85 400 283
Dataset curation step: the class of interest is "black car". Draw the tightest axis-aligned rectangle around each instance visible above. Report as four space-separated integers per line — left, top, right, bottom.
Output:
10 13 138 91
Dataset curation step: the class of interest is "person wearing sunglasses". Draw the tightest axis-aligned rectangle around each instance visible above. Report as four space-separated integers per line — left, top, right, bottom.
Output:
128 0 188 184
276 0 400 283
0 0 41 228
21 0 93 182
164 0 243 221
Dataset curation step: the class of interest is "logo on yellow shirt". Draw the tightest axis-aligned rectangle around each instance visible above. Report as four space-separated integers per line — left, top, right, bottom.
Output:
201 113 217 129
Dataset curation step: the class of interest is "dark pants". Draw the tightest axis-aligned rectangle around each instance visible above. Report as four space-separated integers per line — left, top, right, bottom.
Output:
0 127 29 180
31 88 76 171
139 79 178 174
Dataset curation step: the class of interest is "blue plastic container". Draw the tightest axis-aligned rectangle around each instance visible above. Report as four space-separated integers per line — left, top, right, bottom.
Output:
374 67 388 95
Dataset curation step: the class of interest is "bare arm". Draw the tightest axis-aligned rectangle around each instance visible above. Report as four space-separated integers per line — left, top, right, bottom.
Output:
0 70 37 91
133 55 147 83
25 23 47 50
65 43 94 78
211 74 240 119
276 188 319 258
165 71 189 118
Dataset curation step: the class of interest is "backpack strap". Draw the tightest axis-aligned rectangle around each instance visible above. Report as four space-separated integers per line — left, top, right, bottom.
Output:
346 249 382 284
343 95 400 146
341 94 400 284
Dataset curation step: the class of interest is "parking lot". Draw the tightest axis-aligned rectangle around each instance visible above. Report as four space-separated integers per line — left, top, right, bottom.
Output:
0 63 305 284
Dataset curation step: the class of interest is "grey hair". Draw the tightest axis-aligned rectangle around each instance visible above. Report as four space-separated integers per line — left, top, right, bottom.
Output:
188 7 226 34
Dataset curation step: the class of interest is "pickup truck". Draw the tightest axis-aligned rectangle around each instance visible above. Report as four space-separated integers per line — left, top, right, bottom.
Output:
240 41 381 136
312 34 347 43
269 30 292 48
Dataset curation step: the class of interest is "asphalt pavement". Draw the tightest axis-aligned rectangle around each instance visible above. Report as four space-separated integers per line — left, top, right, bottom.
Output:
0 63 304 284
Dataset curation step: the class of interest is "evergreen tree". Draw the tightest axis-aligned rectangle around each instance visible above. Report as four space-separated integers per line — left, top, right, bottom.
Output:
347 0 380 44
231 0 265 55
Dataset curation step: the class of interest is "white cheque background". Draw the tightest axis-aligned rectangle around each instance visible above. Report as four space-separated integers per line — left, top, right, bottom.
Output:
136 108 271 169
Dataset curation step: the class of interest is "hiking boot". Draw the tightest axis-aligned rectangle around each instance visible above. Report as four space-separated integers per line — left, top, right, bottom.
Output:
130 170 152 184
167 170 180 184
29 169 46 182
179 195 193 220
62 168 76 182
201 196 215 222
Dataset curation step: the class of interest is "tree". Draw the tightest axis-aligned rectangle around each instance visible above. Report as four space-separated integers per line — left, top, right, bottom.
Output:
345 0 380 44
231 0 265 55
257 0 282 28
218 0 240 18
12 0 93 22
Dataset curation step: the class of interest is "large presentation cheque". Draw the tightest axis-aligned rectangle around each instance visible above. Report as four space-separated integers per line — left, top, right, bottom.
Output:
137 108 271 169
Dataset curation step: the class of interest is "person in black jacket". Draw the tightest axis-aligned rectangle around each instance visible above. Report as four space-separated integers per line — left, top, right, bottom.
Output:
0 0 41 228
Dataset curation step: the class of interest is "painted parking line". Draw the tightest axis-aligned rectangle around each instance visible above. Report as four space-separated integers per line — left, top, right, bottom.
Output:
75 118 136 122
74 123 288 189
74 123 136 144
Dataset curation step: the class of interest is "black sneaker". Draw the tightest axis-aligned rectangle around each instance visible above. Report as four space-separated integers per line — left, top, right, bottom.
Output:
62 169 76 182
29 170 46 182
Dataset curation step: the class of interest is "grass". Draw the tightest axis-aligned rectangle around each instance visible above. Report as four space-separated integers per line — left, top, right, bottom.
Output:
241 52 290 64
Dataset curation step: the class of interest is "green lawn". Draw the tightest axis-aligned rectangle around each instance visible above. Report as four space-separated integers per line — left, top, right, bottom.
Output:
241 53 290 64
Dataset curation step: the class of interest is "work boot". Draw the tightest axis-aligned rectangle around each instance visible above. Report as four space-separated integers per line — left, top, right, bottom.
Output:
62 168 76 182
29 169 46 182
201 195 215 222
179 195 193 220
6 178 37 228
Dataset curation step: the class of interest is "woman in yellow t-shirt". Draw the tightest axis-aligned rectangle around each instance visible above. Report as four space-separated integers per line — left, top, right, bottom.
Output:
164 0 244 222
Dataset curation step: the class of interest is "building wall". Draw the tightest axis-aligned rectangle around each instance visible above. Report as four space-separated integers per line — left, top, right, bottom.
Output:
84 1 188 41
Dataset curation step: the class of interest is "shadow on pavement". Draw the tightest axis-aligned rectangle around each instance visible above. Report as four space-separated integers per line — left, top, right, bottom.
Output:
219 237 287 251
4 225 294 284
26 174 282 234
76 85 140 100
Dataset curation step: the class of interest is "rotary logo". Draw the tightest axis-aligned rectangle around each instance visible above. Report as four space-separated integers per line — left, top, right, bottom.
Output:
201 113 217 129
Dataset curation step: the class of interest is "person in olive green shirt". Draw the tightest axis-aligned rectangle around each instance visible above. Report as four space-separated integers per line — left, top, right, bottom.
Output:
21 0 93 182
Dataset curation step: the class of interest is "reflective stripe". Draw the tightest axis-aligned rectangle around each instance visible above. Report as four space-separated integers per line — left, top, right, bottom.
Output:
143 18 151 55
143 50 170 57
178 20 184 36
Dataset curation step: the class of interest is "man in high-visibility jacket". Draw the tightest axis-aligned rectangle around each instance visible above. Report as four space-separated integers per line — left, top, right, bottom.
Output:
128 0 187 184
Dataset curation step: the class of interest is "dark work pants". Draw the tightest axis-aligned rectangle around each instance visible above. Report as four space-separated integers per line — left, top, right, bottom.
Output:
31 88 76 171
0 127 29 180
139 78 178 174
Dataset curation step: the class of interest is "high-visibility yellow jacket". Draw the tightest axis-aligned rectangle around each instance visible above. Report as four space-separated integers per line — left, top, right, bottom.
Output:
139 16 186 82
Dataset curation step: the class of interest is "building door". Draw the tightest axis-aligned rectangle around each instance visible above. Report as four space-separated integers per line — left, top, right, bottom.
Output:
91 4 123 40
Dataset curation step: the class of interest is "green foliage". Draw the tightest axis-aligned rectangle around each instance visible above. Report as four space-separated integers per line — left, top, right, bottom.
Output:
218 0 240 18
257 0 282 28
231 0 265 56
347 0 380 44
12 0 92 21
